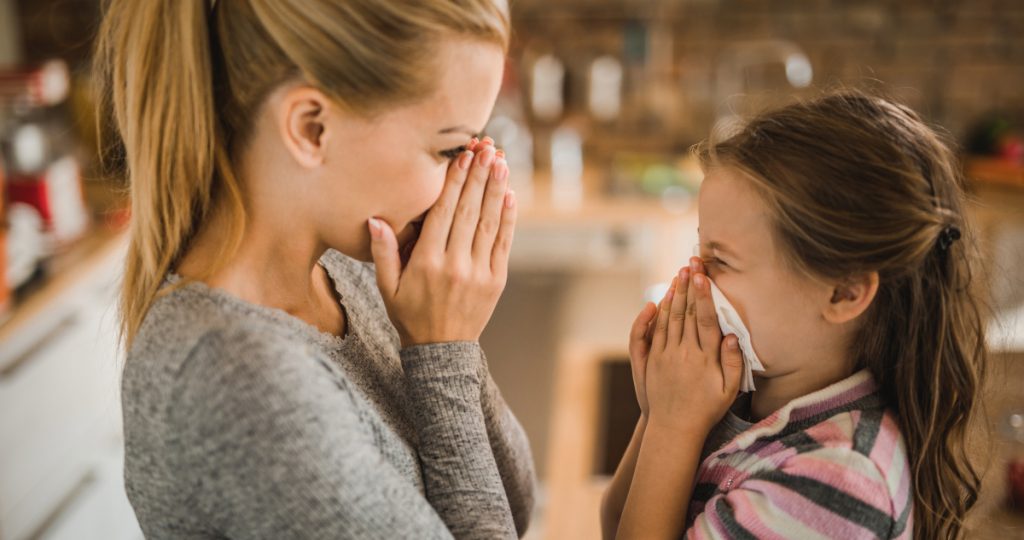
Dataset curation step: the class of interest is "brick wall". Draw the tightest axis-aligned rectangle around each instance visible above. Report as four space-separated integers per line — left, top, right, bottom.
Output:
510 0 1024 155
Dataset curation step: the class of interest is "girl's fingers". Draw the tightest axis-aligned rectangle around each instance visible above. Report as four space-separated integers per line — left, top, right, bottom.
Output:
447 146 497 258
650 276 677 353
721 335 744 395
472 158 509 263
693 272 722 356
490 190 517 275
684 269 700 349
629 302 658 366
667 267 689 344
418 150 474 251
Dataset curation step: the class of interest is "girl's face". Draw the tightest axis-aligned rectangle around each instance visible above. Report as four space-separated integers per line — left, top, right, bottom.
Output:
308 38 506 261
697 166 836 382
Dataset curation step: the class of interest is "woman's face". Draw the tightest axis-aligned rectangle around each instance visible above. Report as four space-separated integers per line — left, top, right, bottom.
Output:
697 166 835 382
311 38 506 260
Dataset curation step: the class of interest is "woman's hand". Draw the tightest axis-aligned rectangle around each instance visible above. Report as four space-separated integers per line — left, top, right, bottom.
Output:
644 259 744 436
368 139 516 348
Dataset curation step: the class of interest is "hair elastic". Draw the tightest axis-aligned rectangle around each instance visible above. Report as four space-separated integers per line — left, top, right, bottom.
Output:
937 226 961 251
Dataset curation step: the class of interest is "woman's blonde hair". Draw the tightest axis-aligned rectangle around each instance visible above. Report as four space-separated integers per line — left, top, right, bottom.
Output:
698 91 987 539
94 0 510 348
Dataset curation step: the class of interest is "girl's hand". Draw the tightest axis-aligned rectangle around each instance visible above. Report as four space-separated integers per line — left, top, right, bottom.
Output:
645 259 744 436
368 140 516 348
628 294 661 420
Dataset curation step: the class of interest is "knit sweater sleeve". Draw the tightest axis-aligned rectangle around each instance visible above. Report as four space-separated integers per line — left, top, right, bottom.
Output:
172 329 516 539
686 446 905 539
476 347 537 536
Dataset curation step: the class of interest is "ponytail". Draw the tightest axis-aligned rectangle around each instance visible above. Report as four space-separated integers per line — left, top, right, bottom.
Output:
94 0 245 347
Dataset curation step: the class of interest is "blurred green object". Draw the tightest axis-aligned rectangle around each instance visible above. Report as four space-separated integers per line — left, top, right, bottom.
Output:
966 113 1019 157
609 151 703 197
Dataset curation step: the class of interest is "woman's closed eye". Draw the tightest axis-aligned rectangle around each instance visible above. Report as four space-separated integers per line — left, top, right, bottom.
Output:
439 145 468 161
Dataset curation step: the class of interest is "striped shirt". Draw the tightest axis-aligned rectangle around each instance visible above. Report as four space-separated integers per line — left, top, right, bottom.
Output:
685 369 913 539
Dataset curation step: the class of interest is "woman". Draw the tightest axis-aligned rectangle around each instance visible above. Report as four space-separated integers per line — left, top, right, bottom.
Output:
94 0 535 538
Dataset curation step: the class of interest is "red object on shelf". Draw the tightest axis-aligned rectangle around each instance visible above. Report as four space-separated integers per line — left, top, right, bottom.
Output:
5 156 88 243
1010 458 1024 512
6 176 51 222
0 60 69 108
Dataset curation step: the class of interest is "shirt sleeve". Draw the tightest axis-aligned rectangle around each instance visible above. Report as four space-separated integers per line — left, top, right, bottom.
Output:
399 341 519 538
686 447 901 540
172 329 516 539
475 346 538 536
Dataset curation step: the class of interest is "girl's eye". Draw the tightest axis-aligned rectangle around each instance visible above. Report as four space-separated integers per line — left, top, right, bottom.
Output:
704 257 728 271
440 145 468 161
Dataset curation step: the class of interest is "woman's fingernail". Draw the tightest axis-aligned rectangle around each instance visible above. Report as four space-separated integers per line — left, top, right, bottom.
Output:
727 336 739 350
368 218 382 239
694 274 705 288
480 146 496 167
495 148 505 158
505 190 516 208
680 267 690 281
483 136 495 145
495 159 509 182
459 150 474 170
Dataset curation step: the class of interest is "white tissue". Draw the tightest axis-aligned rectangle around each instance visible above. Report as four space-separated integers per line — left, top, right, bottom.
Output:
707 278 764 392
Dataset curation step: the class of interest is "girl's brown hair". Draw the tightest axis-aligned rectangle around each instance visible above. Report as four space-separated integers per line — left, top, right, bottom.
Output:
699 91 986 539
93 0 510 347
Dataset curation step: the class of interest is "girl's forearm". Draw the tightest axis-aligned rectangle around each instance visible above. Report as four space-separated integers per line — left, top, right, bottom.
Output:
600 416 647 540
615 422 705 540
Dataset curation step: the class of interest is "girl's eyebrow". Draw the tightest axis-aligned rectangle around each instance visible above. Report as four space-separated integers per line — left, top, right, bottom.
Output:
707 241 739 259
698 229 740 258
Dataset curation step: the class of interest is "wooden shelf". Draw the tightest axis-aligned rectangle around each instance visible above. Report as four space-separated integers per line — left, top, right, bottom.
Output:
966 157 1024 190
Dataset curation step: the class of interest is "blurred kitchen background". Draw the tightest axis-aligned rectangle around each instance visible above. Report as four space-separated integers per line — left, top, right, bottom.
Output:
0 0 1022 538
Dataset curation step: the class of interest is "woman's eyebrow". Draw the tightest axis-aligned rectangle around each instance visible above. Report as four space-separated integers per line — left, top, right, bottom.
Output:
438 125 480 137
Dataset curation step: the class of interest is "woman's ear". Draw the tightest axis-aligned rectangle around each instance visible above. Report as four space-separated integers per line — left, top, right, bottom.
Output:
822 271 880 324
278 86 330 169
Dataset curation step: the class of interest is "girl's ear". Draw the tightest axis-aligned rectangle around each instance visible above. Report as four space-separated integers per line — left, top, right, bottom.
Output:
823 272 880 324
278 85 330 169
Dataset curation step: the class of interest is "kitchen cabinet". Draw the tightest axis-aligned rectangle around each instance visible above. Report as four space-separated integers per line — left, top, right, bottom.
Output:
0 229 140 540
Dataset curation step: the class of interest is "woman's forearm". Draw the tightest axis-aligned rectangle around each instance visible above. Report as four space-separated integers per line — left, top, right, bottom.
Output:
600 416 647 540
616 422 704 540
478 355 537 536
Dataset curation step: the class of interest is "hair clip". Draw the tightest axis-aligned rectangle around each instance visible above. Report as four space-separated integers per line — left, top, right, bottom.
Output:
937 225 961 251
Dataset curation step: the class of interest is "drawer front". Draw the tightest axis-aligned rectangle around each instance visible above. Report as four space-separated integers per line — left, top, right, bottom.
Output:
0 295 123 539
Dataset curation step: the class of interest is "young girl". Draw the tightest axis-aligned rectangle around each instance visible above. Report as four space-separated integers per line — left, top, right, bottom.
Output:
601 92 986 540
96 0 534 538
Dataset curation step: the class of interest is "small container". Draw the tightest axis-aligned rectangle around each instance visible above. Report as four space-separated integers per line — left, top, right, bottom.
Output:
1005 410 1024 512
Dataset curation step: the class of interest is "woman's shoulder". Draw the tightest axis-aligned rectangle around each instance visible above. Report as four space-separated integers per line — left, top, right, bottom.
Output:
124 283 336 401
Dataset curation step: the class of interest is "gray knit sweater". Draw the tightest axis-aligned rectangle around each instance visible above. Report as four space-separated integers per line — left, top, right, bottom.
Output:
121 249 536 539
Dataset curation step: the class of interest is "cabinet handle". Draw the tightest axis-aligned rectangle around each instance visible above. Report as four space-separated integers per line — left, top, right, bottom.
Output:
25 469 98 540
0 313 79 381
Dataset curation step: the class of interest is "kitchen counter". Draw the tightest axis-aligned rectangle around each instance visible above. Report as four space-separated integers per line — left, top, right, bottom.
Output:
0 225 128 355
